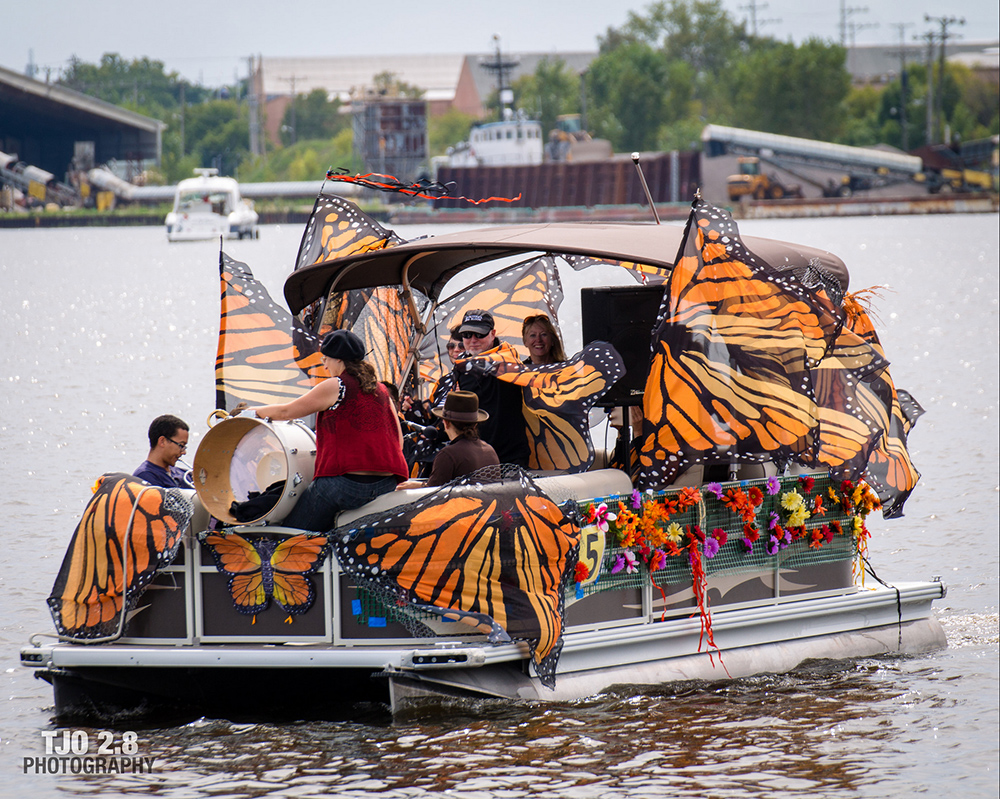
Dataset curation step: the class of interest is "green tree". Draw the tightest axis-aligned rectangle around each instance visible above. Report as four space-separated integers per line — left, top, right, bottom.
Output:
428 107 477 156
512 57 582 138
586 42 674 151
280 89 348 145
727 39 851 140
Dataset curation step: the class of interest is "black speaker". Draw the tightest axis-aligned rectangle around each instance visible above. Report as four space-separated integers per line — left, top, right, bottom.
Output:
581 285 665 407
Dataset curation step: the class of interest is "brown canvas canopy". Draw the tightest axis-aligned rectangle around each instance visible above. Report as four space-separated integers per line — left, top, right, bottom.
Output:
283 221 849 314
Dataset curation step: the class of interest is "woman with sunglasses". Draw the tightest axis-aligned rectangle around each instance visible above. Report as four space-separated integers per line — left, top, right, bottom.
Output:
521 314 567 365
245 329 408 532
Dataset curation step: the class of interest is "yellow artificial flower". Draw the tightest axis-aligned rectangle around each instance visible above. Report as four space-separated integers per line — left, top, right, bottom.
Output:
781 490 804 511
788 506 810 528
665 522 684 544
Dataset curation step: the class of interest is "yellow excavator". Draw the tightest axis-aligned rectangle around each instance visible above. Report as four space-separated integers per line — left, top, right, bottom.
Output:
726 156 805 201
546 115 612 162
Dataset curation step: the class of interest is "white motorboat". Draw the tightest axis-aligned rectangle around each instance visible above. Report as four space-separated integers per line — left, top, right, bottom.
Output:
164 168 259 242
22 194 945 721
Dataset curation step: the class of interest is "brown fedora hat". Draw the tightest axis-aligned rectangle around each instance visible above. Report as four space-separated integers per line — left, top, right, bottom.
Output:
432 391 489 423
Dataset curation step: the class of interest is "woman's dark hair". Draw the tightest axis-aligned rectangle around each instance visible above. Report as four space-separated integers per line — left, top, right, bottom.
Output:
448 419 480 441
343 359 378 393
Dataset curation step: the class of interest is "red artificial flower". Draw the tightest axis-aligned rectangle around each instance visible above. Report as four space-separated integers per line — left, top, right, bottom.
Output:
575 562 590 582
711 527 728 547
743 523 760 542
747 486 764 506
799 476 816 493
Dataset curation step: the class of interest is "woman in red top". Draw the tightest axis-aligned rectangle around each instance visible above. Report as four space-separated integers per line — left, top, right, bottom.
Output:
250 329 407 532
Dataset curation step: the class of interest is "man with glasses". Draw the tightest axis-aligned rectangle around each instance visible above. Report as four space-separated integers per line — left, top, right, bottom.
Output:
133 414 191 488
450 309 529 467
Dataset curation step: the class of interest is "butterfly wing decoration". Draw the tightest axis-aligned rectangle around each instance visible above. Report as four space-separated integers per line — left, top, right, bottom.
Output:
294 193 405 272
215 252 327 412
47 473 193 641
335 465 580 688
417 255 565 397
637 199 890 490
200 532 331 618
842 292 924 517
563 253 670 286
464 341 626 472
293 194 428 386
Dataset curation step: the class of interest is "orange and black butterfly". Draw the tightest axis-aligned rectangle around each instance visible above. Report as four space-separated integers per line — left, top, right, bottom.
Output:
637 199 890 491
842 292 924 517
294 194 425 386
199 531 330 620
293 193 404 272
215 253 327 411
337 467 580 687
47 473 194 640
463 341 626 473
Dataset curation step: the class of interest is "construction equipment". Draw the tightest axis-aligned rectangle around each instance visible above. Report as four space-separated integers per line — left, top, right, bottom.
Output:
706 125 924 199
726 156 804 201
546 115 612 162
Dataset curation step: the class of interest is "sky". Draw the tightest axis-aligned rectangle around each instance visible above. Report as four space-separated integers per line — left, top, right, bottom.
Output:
5 0 998 87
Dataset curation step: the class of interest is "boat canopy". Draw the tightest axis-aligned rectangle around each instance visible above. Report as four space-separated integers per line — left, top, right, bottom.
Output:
283 221 850 314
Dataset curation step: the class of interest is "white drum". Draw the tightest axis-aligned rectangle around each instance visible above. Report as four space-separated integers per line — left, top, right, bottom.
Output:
193 417 317 525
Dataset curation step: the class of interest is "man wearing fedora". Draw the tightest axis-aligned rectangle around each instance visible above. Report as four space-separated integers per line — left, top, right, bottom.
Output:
422 391 500 486
448 309 530 467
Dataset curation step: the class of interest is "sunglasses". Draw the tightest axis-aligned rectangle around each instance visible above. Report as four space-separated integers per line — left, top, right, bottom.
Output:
446 343 463 350
461 331 488 339
166 437 188 452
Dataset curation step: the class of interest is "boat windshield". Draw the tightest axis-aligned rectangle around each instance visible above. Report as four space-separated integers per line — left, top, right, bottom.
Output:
176 190 233 215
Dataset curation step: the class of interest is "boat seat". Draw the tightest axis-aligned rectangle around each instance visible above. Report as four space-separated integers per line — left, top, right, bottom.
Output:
334 468 634 530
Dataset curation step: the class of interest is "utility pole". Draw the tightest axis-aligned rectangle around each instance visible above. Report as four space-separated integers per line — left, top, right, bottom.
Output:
888 22 914 151
925 14 965 145
279 74 305 144
247 55 262 158
839 1 869 48
738 0 780 37
919 31 937 145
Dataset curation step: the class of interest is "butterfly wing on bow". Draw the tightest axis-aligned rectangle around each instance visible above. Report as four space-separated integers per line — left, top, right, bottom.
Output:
336 469 580 687
47 473 193 640
200 532 331 616
637 199 890 491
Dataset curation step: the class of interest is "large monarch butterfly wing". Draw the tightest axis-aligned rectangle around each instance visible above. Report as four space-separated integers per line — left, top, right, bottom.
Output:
841 296 923 517
418 256 564 396
47 474 192 640
293 193 405 272
637 199 888 490
269 534 331 614
335 467 580 688
215 253 326 412
486 343 626 472
200 532 269 614
563 253 670 285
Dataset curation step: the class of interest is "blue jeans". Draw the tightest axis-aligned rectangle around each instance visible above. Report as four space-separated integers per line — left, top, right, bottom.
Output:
281 475 397 532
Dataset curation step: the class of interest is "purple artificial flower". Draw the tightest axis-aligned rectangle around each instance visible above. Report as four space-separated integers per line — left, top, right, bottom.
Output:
704 537 720 559
705 482 724 500
740 537 754 554
765 535 780 555
768 511 780 531
766 476 780 495
611 554 626 574
631 489 641 510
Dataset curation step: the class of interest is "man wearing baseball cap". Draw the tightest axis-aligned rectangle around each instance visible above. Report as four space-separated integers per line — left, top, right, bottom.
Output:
448 309 530 467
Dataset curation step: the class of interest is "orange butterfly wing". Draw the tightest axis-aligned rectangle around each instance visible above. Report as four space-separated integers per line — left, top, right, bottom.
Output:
48 474 192 640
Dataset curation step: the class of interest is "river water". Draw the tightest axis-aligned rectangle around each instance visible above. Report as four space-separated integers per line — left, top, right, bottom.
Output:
1 212 997 798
